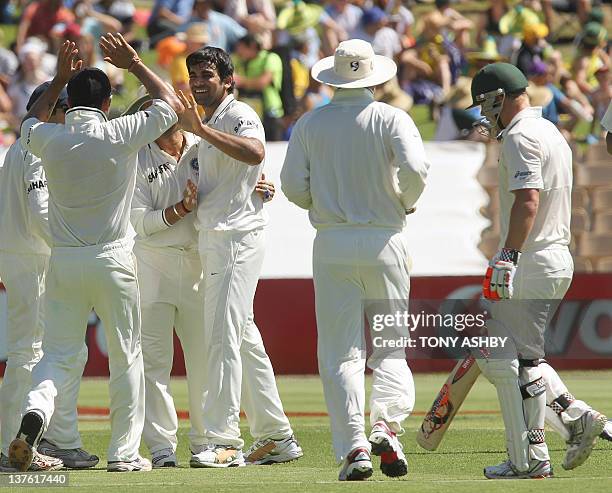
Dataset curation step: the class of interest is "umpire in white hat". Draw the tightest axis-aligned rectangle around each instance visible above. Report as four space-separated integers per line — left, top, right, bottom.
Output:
281 39 429 481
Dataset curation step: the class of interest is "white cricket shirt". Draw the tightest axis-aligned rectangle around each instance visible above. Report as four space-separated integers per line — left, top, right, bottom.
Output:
21 100 177 247
196 94 267 232
0 138 50 255
281 88 429 230
131 131 200 251
498 106 572 253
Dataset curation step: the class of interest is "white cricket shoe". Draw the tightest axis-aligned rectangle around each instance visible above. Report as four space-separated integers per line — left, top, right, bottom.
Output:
107 456 152 472
484 459 552 479
245 435 303 465
338 447 373 481
151 447 178 468
368 421 408 477
38 439 99 469
563 410 607 470
28 451 64 472
190 444 245 468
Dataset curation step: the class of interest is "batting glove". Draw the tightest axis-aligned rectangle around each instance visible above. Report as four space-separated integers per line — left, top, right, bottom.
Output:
482 248 520 300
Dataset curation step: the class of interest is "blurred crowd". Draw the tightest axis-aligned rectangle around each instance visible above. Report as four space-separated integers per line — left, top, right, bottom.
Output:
0 0 610 144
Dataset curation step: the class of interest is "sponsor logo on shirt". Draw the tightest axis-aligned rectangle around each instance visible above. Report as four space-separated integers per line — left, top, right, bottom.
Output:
234 119 258 134
514 170 533 180
27 179 47 194
148 163 172 183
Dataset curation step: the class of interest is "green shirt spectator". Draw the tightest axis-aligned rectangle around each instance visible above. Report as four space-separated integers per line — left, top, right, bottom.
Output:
233 35 284 120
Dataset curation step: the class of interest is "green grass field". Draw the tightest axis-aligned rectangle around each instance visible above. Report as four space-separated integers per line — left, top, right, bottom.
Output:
3 371 611 492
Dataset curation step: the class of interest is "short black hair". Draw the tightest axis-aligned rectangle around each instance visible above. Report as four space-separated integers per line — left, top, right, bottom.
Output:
237 33 260 50
186 46 235 94
67 68 112 109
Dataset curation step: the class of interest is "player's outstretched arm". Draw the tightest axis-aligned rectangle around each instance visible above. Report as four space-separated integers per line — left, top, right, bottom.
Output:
100 33 184 116
21 40 82 124
176 90 264 165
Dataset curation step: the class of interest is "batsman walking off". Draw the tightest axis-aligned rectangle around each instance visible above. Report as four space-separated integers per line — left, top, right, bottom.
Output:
281 39 429 481
470 62 607 479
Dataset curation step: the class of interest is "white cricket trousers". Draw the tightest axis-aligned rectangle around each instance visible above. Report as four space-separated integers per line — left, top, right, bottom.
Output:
478 247 573 470
312 227 415 463
23 239 145 462
135 244 206 454
0 253 87 455
198 228 293 449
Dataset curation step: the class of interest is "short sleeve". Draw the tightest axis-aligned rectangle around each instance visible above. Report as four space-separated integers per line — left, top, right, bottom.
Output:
504 132 544 191
601 101 612 132
111 99 178 150
230 106 265 144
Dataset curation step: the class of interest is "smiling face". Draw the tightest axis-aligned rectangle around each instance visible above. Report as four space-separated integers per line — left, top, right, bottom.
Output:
188 61 232 110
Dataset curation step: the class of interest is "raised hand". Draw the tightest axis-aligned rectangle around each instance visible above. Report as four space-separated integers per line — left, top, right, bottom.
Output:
176 90 203 134
99 32 140 70
56 40 82 84
183 179 198 212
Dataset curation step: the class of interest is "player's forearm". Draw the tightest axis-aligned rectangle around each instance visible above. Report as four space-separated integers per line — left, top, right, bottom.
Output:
162 200 191 226
130 61 184 115
504 195 539 251
21 77 65 124
192 121 264 165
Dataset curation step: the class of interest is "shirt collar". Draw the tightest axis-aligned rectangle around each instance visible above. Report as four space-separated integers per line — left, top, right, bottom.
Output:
206 94 235 125
331 88 375 105
501 106 542 136
65 107 109 124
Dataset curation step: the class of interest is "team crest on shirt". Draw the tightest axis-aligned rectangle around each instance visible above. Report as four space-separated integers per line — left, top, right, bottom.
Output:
190 157 199 177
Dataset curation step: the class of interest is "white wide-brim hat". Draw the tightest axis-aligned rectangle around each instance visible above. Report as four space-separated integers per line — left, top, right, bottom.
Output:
311 39 397 89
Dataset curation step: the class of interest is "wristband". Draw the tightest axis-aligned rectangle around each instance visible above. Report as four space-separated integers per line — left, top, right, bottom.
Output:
172 204 184 219
499 247 520 265
127 56 142 72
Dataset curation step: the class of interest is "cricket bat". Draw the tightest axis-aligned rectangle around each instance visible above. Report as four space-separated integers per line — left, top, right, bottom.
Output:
416 354 482 451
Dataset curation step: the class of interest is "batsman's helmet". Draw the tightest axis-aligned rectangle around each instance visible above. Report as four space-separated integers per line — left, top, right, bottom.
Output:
467 62 528 138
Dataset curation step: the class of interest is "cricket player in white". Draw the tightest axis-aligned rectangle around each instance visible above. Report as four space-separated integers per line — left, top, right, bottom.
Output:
176 46 302 467
130 102 277 466
0 83 97 472
7 37 184 473
281 40 429 481
469 62 607 479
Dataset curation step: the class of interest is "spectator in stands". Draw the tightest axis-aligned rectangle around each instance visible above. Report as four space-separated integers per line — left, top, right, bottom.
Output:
476 0 509 50
76 32 124 89
94 0 136 44
170 22 209 94
570 22 609 97
15 0 74 51
233 33 284 141
354 7 401 60
147 0 194 47
224 0 276 50
68 0 122 41
541 0 592 32
373 0 415 49
513 22 550 76
324 0 363 49
497 2 540 58
188 0 246 52
590 64 611 140
420 0 473 52
0 31 18 85
7 41 52 121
